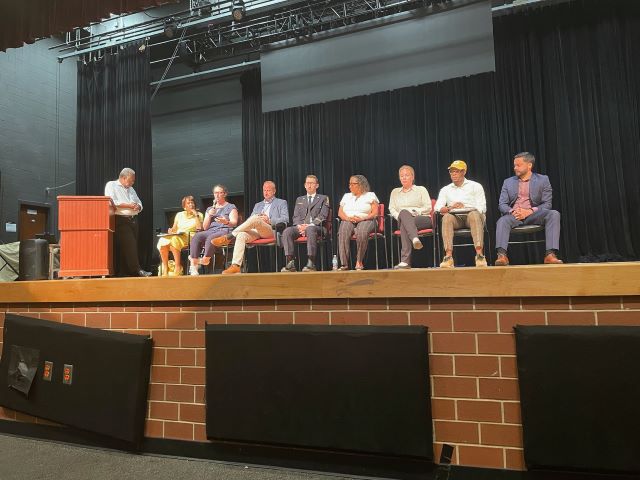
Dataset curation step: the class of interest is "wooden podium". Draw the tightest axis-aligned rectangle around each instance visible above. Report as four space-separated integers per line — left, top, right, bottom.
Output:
58 196 115 277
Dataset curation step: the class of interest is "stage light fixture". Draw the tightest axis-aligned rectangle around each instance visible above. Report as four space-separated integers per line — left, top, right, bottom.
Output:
231 0 246 22
164 18 177 38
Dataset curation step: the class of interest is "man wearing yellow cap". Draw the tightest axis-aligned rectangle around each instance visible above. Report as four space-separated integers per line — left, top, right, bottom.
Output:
434 160 487 268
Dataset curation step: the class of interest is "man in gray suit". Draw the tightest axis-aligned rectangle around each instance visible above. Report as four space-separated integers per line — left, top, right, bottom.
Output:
213 180 289 274
281 175 330 272
495 152 562 265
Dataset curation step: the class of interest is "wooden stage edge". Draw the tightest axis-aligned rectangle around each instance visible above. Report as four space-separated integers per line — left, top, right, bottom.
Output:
1 262 638 304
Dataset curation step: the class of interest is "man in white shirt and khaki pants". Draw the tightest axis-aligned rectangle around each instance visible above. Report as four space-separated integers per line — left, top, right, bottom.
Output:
434 160 488 268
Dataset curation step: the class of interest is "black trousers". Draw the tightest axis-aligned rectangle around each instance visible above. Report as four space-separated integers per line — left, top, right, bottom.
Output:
114 216 141 277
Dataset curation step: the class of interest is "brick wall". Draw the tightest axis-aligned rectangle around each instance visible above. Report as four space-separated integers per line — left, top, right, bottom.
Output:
1 295 639 470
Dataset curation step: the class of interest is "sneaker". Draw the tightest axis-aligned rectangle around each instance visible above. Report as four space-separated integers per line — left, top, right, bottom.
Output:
189 265 199 276
393 262 411 270
412 238 423 250
281 260 297 272
475 254 487 267
495 253 509 266
302 260 316 272
440 256 454 268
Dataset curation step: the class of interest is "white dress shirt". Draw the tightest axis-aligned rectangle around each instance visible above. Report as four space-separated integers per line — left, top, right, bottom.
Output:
104 180 143 216
340 192 379 219
434 179 486 214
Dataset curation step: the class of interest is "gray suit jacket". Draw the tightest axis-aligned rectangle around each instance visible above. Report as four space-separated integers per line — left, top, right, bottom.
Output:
251 197 289 226
291 194 330 226
498 173 553 215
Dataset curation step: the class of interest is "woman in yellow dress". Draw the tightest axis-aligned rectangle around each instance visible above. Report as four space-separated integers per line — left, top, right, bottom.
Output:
157 195 203 276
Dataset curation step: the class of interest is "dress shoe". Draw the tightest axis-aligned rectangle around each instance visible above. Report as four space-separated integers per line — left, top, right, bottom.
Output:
212 234 233 248
544 252 563 264
475 254 488 267
302 260 316 272
494 253 509 266
394 262 411 270
281 260 297 272
137 270 152 277
412 237 423 250
222 264 241 275
439 256 454 268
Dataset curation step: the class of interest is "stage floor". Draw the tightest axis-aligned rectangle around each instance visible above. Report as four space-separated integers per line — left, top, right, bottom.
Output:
1 262 638 303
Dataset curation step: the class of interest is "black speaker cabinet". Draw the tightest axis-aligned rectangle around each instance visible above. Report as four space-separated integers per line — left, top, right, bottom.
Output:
18 239 48 281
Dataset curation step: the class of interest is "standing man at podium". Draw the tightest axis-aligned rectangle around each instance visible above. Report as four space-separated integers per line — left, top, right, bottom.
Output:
105 168 152 277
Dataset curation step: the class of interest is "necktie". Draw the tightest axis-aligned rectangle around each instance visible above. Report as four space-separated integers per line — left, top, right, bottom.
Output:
308 196 312 204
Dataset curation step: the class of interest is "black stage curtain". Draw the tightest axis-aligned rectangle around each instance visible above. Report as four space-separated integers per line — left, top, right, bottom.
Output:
76 43 154 270
0 0 163 52
242 0 640 264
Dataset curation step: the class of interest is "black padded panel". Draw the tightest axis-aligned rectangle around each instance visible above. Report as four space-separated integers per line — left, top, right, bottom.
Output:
205 324 432 459
0 314 152 446
515 325 640 473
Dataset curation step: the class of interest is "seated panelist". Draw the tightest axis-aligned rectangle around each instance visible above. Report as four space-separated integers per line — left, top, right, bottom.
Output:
157 195 203 276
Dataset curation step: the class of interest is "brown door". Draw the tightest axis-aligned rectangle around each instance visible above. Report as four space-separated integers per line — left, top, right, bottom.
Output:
19 203 49 241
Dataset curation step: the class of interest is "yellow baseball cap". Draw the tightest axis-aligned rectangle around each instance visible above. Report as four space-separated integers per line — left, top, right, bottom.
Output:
448 160 467 171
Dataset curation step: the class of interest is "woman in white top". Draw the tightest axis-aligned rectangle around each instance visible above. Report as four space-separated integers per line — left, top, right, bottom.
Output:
337 175 379 270
388 165 432 269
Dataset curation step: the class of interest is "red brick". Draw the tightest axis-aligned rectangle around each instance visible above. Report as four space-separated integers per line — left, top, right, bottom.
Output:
195 386 205 403
128 329 151 337
227 312 259 324
505 448 525 470
503 402 522 424
547 311 595 325
458 445 504 469
72 303 99 312
276 299 311 311
139 313 166 329
431 333 476 354
181 367 205 385
410 312 452 331
431 399 456 420
481 423 523 447
6 304 29 312
211 300 243 311
152 330 180 347
0 407 16 420
98 304 125 312
144 419 164 438
194 424 207 441
61 313 86 327
149 401 179 420
111 313 137 329
151 366 180 383
166 384 195 403
196 349 205 367
311 298 348 311
499 312 546 333
167 349 196 366
369 312 408 325
500 356 518 378
453 312 498 332
126 302 153 312
434 421 479 444
85 313 110 329
180 403 206 423
166 312 195 329
432 377 477 399
455 355 500 377
242 300 276 311
331 311 368 325
388 298 430 310
430 298 474 310
477 334 515 355
294 312 330 324
196 312 225 327
571 296 621 310
622 296 640 310
430 355 454 375
180 301 213 311
521 297 569 310
479 378 520 400
475 298 521 310
148 383 165 401
597 311 640 326
164 422 194 441
151 303 181 312
457 400 502 422
433 443 458 466
181 331 205 348
260 312 294 324
152 348 166 365
29 306 51 312
349 298 388 310
38 312 62 322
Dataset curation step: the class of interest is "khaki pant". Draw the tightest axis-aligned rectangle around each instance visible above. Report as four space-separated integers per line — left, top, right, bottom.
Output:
231 215 274 266
441 211 485 253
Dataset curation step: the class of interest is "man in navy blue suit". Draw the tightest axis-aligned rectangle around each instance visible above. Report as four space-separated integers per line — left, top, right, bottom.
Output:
213 180 289 274
495 152 563 265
